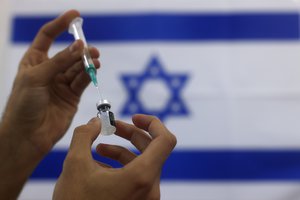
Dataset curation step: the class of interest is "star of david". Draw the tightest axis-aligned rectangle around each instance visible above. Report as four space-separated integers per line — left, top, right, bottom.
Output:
120 55 189 121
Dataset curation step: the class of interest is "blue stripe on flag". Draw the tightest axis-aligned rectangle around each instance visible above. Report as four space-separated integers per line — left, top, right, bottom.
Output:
31 150 300 181
12 13 299 42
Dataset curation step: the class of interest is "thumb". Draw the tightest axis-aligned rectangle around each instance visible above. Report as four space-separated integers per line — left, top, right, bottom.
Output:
67 117 101 161
36 39 84 84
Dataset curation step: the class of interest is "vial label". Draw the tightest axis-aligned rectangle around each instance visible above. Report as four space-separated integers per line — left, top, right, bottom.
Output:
109 111 116 126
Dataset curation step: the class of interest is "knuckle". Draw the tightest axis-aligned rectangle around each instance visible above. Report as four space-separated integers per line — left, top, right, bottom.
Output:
63 154 86 175
51 51 65 65
133 173 152 188
168 133 177 148
127 163 153 189
39 23 56 40
73 126 91 141
65 151 83 163
64 152 88 171
74 125 90 134
163 132 177 150
73 125 84 133
20 69 36 84
151 116 160 123
64 153 80 168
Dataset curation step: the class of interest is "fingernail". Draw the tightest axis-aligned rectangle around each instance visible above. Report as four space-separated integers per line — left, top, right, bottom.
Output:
69 40 79 52
88 117 99 124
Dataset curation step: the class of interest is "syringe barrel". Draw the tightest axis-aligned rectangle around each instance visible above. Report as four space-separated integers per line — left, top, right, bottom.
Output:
68 17 98 87
68 17 88 47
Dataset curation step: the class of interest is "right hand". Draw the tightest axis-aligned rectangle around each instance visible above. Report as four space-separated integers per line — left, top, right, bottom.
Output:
53 114 177 200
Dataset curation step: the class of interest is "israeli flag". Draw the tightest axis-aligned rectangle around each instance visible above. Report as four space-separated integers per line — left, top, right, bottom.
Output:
2 0 300 199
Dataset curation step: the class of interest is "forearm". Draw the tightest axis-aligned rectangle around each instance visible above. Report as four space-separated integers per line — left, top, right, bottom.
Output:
0 122 42 200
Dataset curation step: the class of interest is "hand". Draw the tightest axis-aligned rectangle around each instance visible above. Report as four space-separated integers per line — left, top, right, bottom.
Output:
53 114 177 200
1 10 100 157
0 10 100 199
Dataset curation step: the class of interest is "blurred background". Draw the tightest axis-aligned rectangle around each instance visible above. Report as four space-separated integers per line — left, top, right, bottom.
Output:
2 0 300 199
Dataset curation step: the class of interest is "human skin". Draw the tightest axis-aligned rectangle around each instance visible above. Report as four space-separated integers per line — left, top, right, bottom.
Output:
0 10 100 200
53 114 177 200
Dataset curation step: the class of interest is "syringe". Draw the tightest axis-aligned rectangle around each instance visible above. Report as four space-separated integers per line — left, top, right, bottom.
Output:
68 17 98 88
68 17 116 136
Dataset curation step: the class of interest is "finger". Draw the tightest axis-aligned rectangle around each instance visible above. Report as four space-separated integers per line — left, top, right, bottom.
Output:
64 58 100 84
64 46 100 82
68 117 101 161
70 70 91 97
34 39 84 84
95 160 112 168
115 120 152 152
69 56 100 97
31 10 80 52
131 114 177 169
96 143 137 165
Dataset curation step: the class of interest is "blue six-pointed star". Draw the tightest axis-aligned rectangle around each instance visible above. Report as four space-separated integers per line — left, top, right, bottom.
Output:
120 55 189 121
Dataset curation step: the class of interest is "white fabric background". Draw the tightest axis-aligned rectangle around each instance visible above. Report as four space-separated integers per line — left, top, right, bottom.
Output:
1 0 300 199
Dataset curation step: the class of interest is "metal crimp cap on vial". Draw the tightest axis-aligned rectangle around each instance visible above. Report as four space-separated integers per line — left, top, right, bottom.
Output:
96 99 111 111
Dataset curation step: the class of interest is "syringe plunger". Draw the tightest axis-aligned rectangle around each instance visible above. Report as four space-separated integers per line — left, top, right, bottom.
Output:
68 17 87 46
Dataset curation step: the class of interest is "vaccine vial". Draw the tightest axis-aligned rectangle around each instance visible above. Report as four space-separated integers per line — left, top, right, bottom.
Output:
96 99 116 136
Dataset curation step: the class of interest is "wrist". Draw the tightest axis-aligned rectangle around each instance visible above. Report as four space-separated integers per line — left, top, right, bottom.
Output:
0 121 46 199
0 121 43 179
0 110 52 156
0 119 45 161
0 123 44 199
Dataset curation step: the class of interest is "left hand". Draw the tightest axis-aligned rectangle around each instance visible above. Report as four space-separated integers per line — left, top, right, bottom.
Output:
1 9 100 158
0 10 100 199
